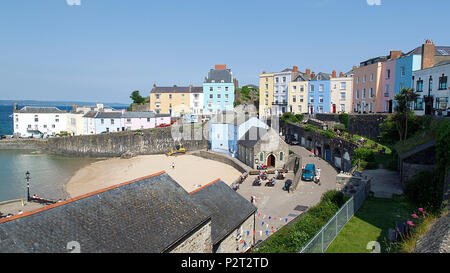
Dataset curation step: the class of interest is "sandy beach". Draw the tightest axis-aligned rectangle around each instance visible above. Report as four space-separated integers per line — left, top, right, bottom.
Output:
66 154 242 198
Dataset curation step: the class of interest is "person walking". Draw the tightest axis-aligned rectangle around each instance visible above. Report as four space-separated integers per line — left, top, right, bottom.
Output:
171 162 175 169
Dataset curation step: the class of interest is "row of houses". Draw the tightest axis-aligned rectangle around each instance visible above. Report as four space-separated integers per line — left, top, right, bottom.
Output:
149 64 238 117
12 104 171 138
258 40 450 117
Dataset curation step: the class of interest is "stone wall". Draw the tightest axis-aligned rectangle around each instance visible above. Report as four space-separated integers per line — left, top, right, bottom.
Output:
401 162 435 187
0 126 209 157
314 113 388 141
130 103 150 112
215 213 255 253
169 220 212 253
191 151 251 174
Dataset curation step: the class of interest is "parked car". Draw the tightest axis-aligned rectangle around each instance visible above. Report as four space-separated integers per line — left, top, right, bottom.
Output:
302 164 316 181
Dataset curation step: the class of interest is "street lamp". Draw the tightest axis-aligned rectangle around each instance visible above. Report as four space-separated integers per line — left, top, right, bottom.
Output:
25 171 31 202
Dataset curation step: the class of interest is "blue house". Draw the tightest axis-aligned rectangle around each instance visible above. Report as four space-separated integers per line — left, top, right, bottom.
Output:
203 65 236 115
395 50 422 96
308 73 331 114
209 112 268 157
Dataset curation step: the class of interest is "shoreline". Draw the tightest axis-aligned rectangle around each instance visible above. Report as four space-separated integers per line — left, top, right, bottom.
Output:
66 154 243 198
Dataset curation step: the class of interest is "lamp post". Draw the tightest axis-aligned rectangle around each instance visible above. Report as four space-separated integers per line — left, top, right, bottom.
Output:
25 171 31 202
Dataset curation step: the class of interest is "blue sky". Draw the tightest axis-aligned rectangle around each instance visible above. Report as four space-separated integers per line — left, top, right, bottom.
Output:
1 0 449 104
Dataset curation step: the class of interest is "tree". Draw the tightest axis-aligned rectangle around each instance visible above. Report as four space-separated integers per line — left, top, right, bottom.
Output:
394 88 419 141
130 90 145 104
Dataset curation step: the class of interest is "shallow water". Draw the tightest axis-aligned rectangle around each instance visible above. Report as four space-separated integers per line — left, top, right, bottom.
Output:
0 149 99 202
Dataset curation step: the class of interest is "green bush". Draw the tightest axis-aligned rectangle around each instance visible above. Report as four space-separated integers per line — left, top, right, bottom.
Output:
404 170 443 211
321 190 346 207
320 129 335 139
303 124 317 131
334 123 346 131
352 147 375 166
338 113 349 129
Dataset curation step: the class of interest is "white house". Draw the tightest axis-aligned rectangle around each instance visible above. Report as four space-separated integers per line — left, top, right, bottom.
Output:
13 106 68 138
413 60 450 116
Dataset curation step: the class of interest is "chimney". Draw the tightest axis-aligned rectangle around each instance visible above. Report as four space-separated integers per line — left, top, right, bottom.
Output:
215 64 226 70
332 70 337 78
72 104 78 113
305 69 311 75
390 50 403 60
13 103 18 112
421 40 435 70
153 83 156 88
339 72 344 77
293 66 298 72
262 71 266 74
311 71 315 78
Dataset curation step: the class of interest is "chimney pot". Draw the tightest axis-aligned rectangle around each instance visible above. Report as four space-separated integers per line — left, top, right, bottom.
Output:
293 66 298 72
305 69 311 75
215 64 226 70
153 83 156 88
339 72 344 77
332 70 337 78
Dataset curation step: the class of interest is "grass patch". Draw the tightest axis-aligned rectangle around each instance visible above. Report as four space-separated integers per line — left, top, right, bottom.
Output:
326 195 415 253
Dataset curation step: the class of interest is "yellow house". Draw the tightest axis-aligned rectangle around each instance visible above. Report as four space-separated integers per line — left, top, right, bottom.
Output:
288 73 310 114
258 72 274 118
149 85 202 117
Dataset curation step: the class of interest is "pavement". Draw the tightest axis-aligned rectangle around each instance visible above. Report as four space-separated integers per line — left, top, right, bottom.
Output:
361 169 403 198
236 145 338 244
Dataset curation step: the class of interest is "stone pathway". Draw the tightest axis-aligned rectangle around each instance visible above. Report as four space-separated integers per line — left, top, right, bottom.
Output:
237 145 338 244
361 169 403 198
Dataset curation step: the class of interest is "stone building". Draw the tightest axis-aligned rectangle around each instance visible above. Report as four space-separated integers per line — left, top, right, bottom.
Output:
0 172 213 253
237 126 289 169
190 179 256 253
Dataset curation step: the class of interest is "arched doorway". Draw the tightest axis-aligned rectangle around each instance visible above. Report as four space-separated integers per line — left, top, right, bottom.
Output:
267 154 276 167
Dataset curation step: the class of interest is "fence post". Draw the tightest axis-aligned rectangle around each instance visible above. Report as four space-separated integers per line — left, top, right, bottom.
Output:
321 229 324 253
335 215 338 235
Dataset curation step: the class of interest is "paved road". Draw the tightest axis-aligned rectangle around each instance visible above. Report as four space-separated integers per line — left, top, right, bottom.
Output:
237 145 338 244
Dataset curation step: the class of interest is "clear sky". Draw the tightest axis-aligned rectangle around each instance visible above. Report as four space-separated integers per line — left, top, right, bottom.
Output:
1 0 449 104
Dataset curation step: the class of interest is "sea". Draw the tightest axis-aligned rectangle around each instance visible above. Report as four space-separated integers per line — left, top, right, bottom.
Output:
0 105 99 202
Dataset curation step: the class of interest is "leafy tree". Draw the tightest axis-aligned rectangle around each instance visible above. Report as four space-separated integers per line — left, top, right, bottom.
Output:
130 90 145 104
394 88 419 141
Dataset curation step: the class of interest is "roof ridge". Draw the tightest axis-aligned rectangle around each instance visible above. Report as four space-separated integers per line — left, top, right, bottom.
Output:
189 178 221 195
0 170 166 225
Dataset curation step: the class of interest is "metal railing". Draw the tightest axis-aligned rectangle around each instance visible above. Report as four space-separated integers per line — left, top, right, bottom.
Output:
300 183 369 253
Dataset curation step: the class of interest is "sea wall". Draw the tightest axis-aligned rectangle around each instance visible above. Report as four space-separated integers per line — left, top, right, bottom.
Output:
0 126 209 157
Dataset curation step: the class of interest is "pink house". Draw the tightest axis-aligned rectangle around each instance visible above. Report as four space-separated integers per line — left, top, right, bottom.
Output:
121 112 171 131
379 52 402 113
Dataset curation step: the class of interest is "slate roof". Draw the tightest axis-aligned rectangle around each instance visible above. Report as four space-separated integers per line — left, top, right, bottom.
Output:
122 112 156 118
0 172 211 253
205 69 233 83
190 180 256 245
151 86 203 94
293 72 312 82
311 72 331 81
238 126 269 148
14 106 67 114
405 45 450 56
95 112 123 119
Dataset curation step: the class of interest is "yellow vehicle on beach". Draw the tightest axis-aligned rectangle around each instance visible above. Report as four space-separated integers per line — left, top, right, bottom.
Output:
166 144 186 156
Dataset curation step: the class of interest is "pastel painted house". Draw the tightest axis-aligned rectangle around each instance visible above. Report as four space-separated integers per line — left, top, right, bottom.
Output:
379 52 401 113
203 65 236 115
121 112 156 130
209 113 268 157
308 72 331 114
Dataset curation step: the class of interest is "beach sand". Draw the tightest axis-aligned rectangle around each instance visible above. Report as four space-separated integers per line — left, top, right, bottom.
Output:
66 154 242 198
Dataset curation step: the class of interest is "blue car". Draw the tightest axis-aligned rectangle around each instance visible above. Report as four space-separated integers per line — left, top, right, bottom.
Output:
302 164 316 181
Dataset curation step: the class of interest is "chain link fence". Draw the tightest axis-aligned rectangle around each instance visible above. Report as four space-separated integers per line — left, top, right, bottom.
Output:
300 182 369 253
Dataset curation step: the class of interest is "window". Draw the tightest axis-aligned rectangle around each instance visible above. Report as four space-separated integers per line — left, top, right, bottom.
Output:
225 94 229 99
363 75 366 83
356 77 360 84
293 85 297 91
429 76 433 92
369 103 373 113
387 69 391 79
319 84 324 92
43 125 47 128
439 74 448 90
280 152 284 161
415 98 424 110
147 118 150 122
169 103 172 109
265 84 268 89
298 105 302 112
282 77 286 83
225 87 229 91
52 124 55 128
28 124 31 129
217 87 221 92
319 95 324 103
385 85 390 96
300 86 304 92
362 88 366 99
169 94 172 99
260 152 264 162
310 85 315 92
385 101 389 112
370 74 374 82
300 95 304 102
340 92 346 100
265 78 268 83
275 77 279 83
369 88 374 98
317 106 323 113
209 87 213 92
34 115 38 122
209 94 213 99
101 119 104 125
181 94 185 98
416 79 423 92
156 94 160 99
356 89 360 99
401 66 406 77
310 97 314 103
217 94 221 99
436 97 449 110
111 119 114 125
340 82 346 90
340 104 345 112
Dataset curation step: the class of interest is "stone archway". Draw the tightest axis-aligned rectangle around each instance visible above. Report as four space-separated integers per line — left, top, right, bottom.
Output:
324 144 331 162
267 154 276 167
